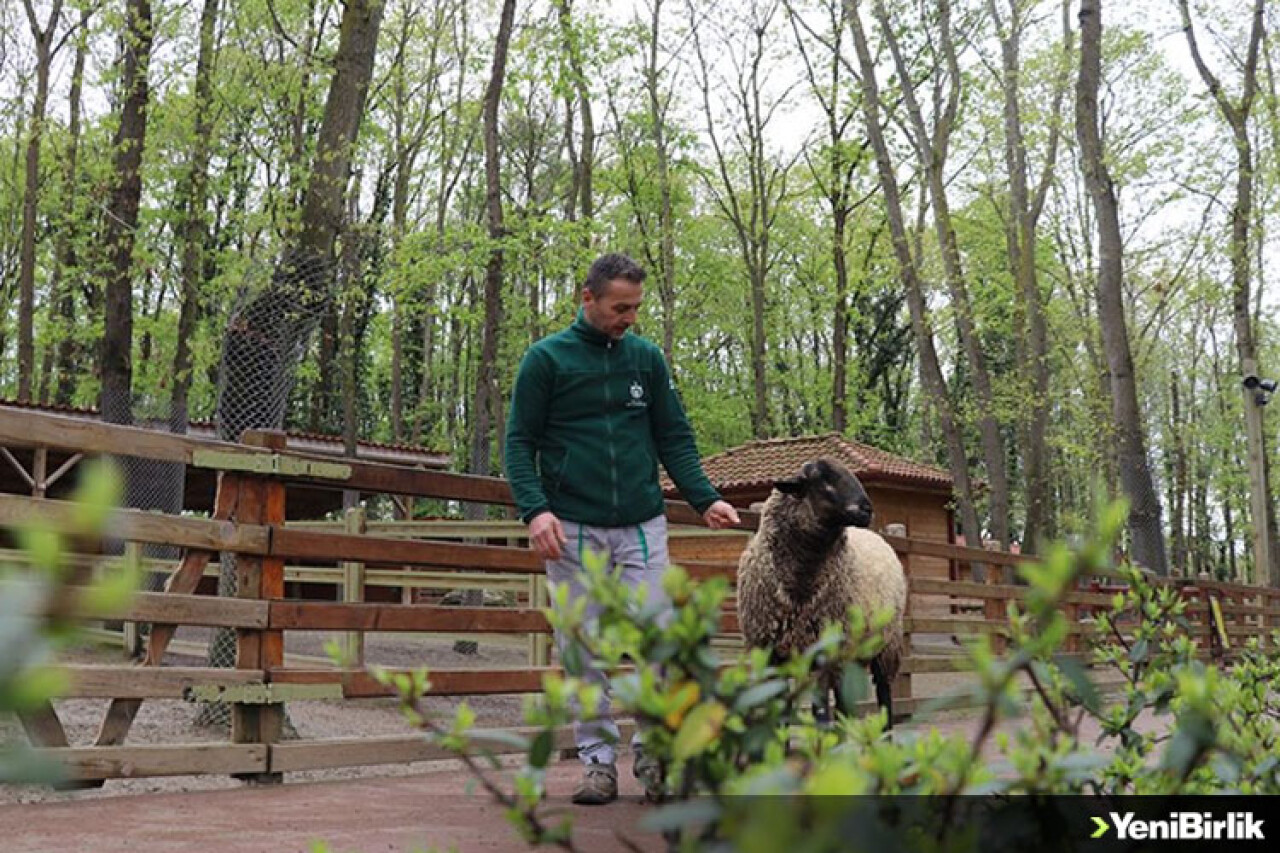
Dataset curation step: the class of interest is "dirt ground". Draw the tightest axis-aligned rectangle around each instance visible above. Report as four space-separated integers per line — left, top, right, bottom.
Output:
0 753 668 853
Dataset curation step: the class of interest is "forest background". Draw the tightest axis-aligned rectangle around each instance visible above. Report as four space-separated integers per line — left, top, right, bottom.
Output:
1 0 1279 585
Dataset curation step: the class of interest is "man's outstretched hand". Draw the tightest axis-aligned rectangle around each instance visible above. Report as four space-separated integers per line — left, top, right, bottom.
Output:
702 500 741 529
528 511 568 560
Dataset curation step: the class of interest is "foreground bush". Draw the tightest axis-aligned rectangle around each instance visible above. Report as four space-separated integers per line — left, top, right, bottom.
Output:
384 501 1280 851
0 461 138 785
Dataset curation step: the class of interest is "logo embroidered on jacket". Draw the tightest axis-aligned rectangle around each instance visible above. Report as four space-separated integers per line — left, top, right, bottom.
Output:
626 380 647 408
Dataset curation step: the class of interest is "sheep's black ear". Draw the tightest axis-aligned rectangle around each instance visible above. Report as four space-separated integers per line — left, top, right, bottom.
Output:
774 477 805 495
801 460 824 481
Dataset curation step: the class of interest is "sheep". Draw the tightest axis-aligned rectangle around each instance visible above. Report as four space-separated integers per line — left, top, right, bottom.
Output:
736 458 907 726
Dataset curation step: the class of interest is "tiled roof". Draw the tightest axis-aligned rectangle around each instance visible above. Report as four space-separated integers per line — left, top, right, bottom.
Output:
664 432 953 493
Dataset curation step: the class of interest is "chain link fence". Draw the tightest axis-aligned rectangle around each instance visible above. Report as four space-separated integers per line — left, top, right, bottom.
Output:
195 250 337 728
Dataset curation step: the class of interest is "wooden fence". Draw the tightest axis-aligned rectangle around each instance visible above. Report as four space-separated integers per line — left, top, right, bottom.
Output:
2 404 1279 785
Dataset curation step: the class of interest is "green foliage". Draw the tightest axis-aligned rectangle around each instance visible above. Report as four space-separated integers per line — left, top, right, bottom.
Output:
377 502 1280 850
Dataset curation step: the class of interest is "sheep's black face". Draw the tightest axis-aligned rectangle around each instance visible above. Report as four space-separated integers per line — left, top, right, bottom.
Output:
774 458 873 528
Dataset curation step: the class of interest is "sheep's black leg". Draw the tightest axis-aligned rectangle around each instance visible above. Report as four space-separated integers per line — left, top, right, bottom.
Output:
812 673 834 728
870 658 893 730
810 685 830 727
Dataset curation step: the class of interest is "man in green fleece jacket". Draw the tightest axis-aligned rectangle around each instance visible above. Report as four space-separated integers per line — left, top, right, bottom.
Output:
505 253 740 805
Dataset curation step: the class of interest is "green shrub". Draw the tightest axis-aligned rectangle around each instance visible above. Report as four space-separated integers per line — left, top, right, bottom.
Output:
383 500 1280 851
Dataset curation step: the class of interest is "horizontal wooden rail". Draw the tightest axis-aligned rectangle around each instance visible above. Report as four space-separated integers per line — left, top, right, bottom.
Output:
269 602 553 633
0 493 269 554
60 666 266 699
269 724 604 773
285 566 531 592
45 744 268 780
271 666 562 698
0 405 241 466
31 587 269 629
269 528 543 572
882 533 1032 567
910 578 1130 609
267 601 740 636
98 591 269 628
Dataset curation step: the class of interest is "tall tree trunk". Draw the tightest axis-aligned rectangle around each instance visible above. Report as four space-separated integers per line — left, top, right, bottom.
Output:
846 0 984 558
387 0 445 443
1168 372 1188 574
645 0 677 363
874 0 1009 548
456 0 516 653
554 0 594 227
215 0 384 442
987 0 1071 555
100 0 153 427
831 206 849 434
339 197 364 500
17 0 64 403
469 0 517 489
1076 0 1168 575
1178 0 1272 585
170 0 221 434
414 5 478 446
42 5 90 406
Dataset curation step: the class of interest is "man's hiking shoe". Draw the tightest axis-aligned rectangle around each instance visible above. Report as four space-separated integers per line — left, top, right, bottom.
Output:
572 761 618 805
633 754 665 803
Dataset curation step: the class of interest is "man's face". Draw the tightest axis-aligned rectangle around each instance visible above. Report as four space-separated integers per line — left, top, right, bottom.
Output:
582 278 643 340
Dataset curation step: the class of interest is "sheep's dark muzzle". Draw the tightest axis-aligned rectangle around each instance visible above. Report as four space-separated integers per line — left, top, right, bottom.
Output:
842 502 873 529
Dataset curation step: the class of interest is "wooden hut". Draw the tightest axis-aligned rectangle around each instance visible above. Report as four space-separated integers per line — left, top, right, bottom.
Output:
664 433 957 617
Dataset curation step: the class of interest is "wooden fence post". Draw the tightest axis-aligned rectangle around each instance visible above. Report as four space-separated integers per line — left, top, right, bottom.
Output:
1270 590 1280 650
233 429 287 784
984 562 1007 655
893 549 912 714
528 575 550 667
341 506 367 666
122 541 143 658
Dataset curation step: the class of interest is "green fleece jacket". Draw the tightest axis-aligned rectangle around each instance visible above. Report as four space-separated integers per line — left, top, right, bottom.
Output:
504 311 721 527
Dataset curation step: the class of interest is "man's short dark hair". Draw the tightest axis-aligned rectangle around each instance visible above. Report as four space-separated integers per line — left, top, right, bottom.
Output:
584 253 645 295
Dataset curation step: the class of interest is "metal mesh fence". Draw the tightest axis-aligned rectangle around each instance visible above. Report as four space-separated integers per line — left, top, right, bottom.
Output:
194 249 337 728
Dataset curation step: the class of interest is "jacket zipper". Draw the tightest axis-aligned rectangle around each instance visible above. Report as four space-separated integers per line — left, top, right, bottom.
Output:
605 339 617 523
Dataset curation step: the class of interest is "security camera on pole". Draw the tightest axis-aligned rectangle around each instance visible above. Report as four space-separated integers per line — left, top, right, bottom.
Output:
1242 361 1275 583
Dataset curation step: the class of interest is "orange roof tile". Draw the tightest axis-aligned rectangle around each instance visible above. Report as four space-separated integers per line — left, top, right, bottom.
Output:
665 432 953 494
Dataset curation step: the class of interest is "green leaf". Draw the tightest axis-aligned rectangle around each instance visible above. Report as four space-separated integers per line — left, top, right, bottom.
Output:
733 680 787 713
466 730 531 752
672 701 727 760
838 665 870 711
1055 655 1102 713
80 558 142 617
1129 638 1149 664
529 730 555 769
803 761 862 795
